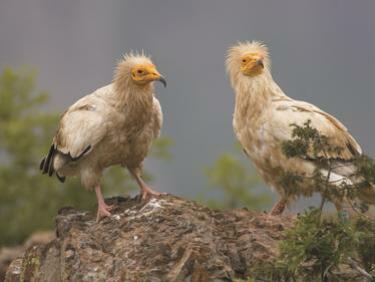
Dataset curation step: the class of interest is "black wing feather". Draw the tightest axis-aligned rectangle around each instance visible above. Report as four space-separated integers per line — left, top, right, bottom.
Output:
42 145 55 174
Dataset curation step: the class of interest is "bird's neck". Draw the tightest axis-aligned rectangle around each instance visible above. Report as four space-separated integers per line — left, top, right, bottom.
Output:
114 78 154 127
233 72 284 123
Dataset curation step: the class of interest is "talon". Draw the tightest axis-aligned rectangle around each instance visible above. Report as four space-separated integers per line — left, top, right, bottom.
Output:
96 202 114 222
104 204 114 211
94 184 114 222
130 170 166 202
96 207 112 222
140 186 166 201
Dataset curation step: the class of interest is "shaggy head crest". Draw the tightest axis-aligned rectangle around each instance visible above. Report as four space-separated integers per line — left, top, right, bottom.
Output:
122 50 152 65
113 51 166 91
114 51 153 79
226 41 271 77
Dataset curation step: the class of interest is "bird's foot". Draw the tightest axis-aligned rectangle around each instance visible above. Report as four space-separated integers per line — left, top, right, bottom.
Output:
140 186 167 201
96 202 114 222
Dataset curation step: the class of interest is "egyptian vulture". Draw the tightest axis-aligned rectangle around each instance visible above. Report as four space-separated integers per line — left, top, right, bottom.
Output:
40 53 167 220
226 41 374 215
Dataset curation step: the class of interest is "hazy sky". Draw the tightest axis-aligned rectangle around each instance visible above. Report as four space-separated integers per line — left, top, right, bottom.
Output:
1 0 374 208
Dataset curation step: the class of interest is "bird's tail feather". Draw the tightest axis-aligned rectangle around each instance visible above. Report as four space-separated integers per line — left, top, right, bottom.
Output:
40 145 54 174
39 158 45 170
56 172 66 183
39 145 65 183
325 166 375 206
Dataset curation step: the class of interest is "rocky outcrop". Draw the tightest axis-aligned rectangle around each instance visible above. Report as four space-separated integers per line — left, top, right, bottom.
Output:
5 195 295 282
0 231 54 282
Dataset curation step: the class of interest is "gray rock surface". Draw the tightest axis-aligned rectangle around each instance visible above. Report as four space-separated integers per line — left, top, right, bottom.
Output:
5 195 295 282
1 231 54 282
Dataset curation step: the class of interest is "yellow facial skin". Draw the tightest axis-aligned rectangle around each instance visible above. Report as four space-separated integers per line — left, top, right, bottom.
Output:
131 64 166 87
240 53 264 77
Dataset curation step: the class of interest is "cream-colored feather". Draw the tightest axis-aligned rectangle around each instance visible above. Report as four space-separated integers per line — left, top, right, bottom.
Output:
226 41 374 212
40 54 165 219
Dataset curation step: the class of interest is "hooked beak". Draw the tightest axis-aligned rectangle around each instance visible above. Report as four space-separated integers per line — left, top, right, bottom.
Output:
158 76 167 88
149 67 167 87
241 59 264 76
256 59 264 68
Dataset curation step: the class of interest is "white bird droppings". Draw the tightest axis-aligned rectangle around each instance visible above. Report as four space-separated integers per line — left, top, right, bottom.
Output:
139 198 164 213
124 198 166 221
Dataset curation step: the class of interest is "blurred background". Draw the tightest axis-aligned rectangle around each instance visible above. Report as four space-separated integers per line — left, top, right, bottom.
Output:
0 0 375 250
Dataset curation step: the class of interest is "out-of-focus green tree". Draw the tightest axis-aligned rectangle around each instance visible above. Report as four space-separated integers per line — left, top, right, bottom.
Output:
0 68 171 246
201 145 272 210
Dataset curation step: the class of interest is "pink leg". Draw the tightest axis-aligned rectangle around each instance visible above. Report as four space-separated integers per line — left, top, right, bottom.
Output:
95 184 114 221
130 170 166 201
270 198 287 215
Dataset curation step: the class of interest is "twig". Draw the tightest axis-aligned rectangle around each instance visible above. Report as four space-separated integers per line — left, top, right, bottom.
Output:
347 257 374 281
318 162 331 221
347 199 372 221
322 262 334 280
319 197 326 212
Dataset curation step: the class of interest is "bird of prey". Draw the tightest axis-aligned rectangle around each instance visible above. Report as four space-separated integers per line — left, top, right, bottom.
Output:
40 53 167 220
226 41 374 215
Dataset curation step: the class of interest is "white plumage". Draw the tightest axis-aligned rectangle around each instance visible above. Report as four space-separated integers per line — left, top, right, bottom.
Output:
226 41 374 214
41 53 166 220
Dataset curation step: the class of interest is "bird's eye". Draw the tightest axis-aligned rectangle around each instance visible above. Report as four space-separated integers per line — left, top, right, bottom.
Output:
242 59 247 63
137 69 143 74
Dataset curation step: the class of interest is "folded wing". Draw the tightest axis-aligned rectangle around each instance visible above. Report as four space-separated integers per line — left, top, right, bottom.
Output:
40 96 108 177
271 98 362 161
151 97 163 139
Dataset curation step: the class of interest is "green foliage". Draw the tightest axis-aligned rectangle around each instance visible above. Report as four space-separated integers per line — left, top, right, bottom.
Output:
353 155 375 187
150 138 174 160
281 120 341 162
247 209 375 281
201 145 271 210
280 120 375 209
354 217 375 273
241 121 375 281
0 68 171 246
